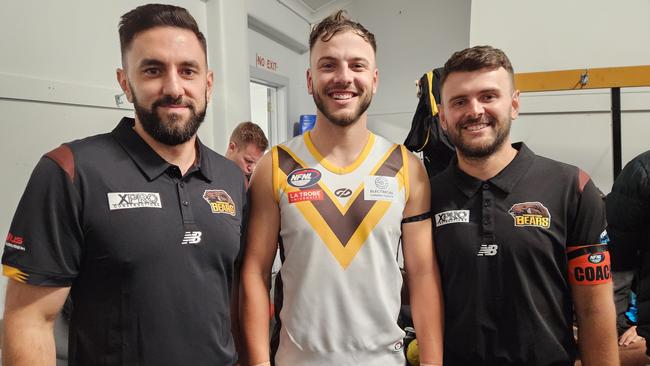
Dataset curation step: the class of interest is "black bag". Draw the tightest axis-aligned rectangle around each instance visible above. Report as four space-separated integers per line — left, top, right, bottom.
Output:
404 68 455 178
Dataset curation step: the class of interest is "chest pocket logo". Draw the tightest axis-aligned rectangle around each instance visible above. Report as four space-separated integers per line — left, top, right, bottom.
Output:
203 190 236 216
508 202 551 229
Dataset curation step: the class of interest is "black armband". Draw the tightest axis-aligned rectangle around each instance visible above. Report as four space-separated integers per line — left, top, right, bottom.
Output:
401 211 431 224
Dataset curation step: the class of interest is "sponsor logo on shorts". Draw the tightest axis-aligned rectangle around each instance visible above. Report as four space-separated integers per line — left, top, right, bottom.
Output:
181 231 202 245
477 244 498 256
288 189 323 203
434 210 470 227
508 202 551 229
202 190 236 216
5 233 25 251
287 168 322 188
107 192 162 210
392 340 404 352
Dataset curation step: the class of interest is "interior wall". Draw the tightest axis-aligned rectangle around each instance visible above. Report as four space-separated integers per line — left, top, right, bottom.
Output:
343 0 472 144
470 0 650 192
247 28 312 137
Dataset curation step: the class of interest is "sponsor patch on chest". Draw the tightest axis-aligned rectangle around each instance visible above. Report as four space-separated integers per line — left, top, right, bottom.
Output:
508 202 551 229
434 210 470 227
107 192 162 210
364 176 398 201
202 190 236 216
288 189 323 203
287 168 321 188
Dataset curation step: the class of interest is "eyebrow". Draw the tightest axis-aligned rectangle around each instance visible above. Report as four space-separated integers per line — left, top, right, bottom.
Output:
137 59 201 69
138 59 165 68
447 88 501 102
317 56 370 64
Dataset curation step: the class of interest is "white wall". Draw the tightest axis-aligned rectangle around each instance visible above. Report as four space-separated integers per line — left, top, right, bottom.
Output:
246 0 313 139
248 28 312 137
344 0 472 143
470 0 650 192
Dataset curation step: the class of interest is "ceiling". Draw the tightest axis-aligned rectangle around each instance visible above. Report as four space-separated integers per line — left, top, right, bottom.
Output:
277 0 352 23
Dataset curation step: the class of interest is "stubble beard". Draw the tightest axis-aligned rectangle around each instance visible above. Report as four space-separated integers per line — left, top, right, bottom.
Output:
449 114 511 160
312 85 372 127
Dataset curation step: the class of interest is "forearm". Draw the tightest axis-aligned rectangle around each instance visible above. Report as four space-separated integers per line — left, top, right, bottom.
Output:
3 317 56 366
240 271 272 365
576 296 618 365
408 271 444 365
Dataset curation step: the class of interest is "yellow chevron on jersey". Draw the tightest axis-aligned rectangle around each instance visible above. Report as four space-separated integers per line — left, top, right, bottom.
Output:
273 133 407 269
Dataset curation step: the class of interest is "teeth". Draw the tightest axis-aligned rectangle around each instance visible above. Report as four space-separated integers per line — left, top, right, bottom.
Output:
332 93 353 100
465 123 488 131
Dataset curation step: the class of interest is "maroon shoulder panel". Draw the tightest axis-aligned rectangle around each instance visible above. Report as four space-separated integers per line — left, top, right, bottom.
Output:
45 144 75 181
577 169 590 193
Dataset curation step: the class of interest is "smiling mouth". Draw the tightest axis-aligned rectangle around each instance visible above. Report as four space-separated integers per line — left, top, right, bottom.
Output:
329 92 356 100
464 123 489 132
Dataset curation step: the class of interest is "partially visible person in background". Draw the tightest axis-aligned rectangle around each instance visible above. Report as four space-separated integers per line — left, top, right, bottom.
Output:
607 150 650 365
225 121 268 180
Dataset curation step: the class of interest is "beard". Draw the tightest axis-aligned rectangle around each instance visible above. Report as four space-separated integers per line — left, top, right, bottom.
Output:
447 114 511 160
131 87 207 146
312 84 372 127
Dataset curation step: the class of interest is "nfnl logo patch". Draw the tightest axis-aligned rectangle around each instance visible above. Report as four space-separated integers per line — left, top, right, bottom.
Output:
508 202 551 229
288 189 323 203
434 210 469 227
287 168 321 188
202 190 236 216
107 192 162 210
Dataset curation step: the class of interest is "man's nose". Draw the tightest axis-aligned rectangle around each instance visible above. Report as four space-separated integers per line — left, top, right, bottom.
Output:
162 71 184 99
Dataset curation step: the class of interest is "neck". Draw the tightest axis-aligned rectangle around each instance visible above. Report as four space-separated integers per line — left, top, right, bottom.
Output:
456 141 518 181
133 121 197 175
309 114 370 167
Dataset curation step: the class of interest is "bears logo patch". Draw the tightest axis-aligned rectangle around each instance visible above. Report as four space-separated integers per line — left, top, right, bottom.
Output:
202 190 236 216
508 202 551 229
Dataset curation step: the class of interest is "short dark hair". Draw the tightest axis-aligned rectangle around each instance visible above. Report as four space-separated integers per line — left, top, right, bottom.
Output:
309 10 376 53
118 4 207 63
441 45 514 89
230 122 269 151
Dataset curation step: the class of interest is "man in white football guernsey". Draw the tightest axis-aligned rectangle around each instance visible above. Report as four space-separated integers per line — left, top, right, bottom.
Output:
241 10 443 366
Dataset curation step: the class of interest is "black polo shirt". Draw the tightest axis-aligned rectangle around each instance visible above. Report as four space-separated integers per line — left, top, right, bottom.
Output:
430 143 606 366
3 118 246 366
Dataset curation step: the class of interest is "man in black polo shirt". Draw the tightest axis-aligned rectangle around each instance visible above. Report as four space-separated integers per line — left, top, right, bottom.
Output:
2 4 245 365
430 45 618 365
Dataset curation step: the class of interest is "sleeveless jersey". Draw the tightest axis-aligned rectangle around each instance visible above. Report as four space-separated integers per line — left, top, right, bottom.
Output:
272 131 409 366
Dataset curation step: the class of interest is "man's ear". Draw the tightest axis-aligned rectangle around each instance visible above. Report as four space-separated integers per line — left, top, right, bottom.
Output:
206 70 214 103
438 105 448 132
372 68 378 94
306 68 313 95
116 68 134 103
228 141 237 153
511 89 520 120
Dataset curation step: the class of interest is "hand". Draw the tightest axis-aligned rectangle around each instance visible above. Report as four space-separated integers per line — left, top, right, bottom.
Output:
618 325 643 346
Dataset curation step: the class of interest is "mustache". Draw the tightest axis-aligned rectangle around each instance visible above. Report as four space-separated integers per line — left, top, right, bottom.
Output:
460 114 495 128
152 95 193 109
